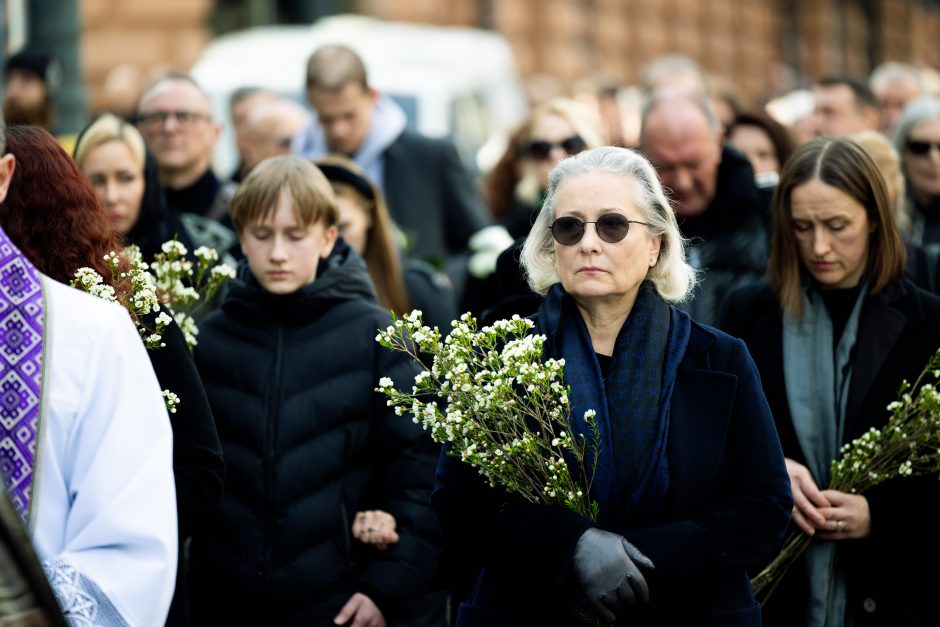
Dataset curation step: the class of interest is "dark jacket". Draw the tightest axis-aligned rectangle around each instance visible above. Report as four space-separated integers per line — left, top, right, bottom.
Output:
190 242 442 626
720 279 940 627
433 290 793 627
143 313 224 627
383 130 490 265
680 147 769 327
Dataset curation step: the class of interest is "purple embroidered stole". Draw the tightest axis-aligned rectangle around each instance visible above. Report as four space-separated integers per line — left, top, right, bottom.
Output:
0 226 45 525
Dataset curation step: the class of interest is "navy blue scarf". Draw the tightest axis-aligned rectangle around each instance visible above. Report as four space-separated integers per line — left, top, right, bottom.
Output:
551 282 691 527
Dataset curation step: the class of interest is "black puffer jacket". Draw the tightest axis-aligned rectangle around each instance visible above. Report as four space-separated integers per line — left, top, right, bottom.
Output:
190 242 441 626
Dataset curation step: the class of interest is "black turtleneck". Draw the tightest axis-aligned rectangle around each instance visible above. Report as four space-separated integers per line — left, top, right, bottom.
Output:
165 168 221 217
820 283 863 347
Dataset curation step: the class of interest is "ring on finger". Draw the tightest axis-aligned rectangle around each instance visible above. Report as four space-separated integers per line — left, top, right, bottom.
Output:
835 520 844 533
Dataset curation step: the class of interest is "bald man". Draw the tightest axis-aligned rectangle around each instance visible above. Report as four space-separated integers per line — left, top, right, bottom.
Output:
640 89 769 326
241 98 310 174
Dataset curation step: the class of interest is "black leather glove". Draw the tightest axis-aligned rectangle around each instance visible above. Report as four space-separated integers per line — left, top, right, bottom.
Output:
572 527 654 624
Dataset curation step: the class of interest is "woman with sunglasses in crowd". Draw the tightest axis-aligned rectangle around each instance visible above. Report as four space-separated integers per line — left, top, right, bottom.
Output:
721 137 940 626
478 98 605 322
485 97 605 239
434 146 793 626
894 95 940 246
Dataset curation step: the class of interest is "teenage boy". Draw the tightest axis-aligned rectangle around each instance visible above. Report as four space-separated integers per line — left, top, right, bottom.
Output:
189 155 441 626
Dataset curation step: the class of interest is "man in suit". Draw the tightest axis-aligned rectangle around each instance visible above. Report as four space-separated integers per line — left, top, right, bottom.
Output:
292 44 493 281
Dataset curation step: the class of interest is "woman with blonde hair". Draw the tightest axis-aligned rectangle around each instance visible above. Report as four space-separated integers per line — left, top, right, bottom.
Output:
436 146 792 626
486 97 606 239
73 112 198 260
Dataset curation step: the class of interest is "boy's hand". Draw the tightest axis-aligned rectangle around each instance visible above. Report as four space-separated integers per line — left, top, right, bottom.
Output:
333 592 385 627
352 510 399 550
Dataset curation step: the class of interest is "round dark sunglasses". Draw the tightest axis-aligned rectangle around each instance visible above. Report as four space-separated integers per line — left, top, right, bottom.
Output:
525 135 587 161
549 214 653 246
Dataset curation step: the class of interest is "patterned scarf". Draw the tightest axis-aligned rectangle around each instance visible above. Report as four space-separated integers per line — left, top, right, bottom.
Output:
0 225 46 526
556 282 691 527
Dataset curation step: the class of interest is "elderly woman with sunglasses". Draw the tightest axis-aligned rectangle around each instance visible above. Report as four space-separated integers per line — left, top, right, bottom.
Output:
433 146 793 627
893 95 940 245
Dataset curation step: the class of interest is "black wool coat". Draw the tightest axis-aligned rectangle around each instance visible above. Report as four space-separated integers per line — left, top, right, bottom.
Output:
382 130 490 263
190 242 441 626
720 279 940 627
433 290 793 627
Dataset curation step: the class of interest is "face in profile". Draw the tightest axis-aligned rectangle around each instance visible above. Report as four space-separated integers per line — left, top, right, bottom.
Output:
903 120 940 203
81 139 145 236
240 190 338 295
790 178 871 290
552 170 660 310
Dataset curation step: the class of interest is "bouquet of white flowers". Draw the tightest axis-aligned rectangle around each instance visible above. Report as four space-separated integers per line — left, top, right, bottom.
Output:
751 347 940 602
375 310 600 521
71 241 236 413
149 240 236 348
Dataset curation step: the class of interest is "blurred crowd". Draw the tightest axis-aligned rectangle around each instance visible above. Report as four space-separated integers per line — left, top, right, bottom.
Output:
1 28 939 627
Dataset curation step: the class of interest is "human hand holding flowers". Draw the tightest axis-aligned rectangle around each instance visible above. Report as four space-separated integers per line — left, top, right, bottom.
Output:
375 310 600 521
752 347 940 601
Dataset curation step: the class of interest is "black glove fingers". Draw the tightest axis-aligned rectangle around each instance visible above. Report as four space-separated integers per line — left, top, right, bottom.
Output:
626 569 651 604
599 591 627 622
621 538 655 570
589 596 617 624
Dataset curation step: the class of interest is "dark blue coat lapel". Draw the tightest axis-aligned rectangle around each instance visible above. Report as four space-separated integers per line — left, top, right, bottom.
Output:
666 328 738 514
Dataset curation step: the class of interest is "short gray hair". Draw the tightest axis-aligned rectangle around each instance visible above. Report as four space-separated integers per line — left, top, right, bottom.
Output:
892 95 940 152
869 62 923 95
520 146 697 302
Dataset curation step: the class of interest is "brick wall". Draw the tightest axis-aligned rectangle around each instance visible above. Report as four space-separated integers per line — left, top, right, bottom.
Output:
81 0 212 112
78 0 940 113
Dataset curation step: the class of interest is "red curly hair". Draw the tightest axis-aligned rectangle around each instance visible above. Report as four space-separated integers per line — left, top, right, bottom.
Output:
1 125 127 289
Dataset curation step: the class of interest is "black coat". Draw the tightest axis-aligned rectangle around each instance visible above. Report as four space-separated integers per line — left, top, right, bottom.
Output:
720 279 940 627
679 147 769 327
143 313 225 627
433 291 793 627
190 243 442 625
383 130 490 264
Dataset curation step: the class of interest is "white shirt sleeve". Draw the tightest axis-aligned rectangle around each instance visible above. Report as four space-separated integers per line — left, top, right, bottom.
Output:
32 280 177 626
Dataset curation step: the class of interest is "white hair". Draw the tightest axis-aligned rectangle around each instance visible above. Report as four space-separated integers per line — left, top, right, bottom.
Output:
520 146 698 302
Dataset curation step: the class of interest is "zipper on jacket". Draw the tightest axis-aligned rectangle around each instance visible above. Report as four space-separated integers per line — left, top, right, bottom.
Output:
262 325 284 586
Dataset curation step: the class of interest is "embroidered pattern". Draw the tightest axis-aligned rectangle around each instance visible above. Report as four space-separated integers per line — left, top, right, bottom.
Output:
0 229 44 523
43 559 130 627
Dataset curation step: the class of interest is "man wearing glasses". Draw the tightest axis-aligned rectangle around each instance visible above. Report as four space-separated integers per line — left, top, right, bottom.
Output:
137 73 234 227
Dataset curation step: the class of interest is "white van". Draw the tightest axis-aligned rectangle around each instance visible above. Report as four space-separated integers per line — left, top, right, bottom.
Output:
190 14 528 177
